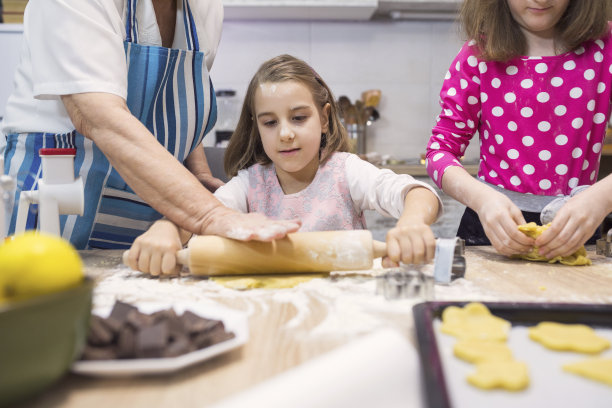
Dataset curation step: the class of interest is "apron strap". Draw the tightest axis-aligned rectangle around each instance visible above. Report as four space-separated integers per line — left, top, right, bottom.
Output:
125 0 200 51
479 179 559 213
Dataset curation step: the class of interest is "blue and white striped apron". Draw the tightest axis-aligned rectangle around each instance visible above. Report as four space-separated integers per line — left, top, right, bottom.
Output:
3 0 217 249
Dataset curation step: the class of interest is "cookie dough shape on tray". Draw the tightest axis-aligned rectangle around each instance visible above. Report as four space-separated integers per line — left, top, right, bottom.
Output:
516 223 591 266
453 339 514 363
563 358 612 387
529 322 611 353
441 302 511 341
467 360 530 391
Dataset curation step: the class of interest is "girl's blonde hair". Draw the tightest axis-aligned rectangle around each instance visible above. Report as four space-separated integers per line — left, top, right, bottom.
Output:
224 54 350 177
461 0 612 61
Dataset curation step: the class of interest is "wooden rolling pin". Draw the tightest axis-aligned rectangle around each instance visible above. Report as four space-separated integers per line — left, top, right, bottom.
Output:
124 230 387 276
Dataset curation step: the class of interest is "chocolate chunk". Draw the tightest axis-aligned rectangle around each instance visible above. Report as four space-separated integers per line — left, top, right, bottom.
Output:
208 330 236 347
191 324 232 349
106 301 138 331
82 345 118 360
136 321 169 358
181 310 224 334
126 309 155 329
163 335 191 358
87 315 115 346
117 325 137 359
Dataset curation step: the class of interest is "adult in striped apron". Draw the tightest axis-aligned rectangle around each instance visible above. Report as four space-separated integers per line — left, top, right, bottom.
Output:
4 0 216 249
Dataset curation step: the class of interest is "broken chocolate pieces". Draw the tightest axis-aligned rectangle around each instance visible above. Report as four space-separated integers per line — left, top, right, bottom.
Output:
81 301 235 360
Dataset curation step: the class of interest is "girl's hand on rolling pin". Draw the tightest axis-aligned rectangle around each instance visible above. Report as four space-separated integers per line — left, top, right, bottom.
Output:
536 189 606 258
383 218 436 267
202 206 301 241
127 219 183 276
475 192 534 256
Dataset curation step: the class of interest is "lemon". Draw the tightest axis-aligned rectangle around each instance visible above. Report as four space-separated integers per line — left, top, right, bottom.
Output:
0 231 83 301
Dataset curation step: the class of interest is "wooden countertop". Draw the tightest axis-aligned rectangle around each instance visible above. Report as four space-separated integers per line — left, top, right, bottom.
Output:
19 247 612 408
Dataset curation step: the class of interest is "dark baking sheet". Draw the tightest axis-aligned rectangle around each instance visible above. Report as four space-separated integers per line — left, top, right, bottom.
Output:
412 302 612 408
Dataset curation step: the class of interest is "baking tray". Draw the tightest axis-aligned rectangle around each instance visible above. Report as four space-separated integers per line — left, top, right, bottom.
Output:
413 302 612 408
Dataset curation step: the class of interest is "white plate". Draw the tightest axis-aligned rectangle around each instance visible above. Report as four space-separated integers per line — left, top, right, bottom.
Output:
71 301 249 377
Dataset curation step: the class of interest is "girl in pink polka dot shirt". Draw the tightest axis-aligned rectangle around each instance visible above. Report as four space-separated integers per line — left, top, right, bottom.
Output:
426 0 612 258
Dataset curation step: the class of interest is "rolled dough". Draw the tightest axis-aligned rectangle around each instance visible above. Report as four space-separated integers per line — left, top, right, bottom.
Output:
441 302 511 341
528 321 611 353
563 358 612 387
515 222 591 266
212 274 326 290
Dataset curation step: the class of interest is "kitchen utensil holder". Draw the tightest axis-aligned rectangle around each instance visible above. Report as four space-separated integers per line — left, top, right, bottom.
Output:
346 123 366 155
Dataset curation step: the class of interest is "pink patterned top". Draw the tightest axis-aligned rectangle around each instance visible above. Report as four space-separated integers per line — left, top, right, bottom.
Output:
426 26 612 196
247 152 366 231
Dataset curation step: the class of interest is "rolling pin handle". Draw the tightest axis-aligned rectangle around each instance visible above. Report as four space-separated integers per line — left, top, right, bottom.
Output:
177 248 190 266
122 250 129 266
372 240 387 259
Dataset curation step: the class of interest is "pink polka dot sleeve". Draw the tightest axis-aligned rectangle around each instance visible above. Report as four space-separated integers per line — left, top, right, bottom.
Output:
426 42 482 188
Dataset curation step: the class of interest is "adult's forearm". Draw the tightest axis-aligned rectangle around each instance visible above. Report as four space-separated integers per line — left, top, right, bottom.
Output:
62 92 222 235
440 166 492 212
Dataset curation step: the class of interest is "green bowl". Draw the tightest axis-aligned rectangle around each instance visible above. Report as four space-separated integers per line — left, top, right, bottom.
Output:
0 278 93 407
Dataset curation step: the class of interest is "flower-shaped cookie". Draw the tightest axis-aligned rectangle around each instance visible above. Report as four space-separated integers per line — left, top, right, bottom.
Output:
441 302 511 341
563 358 612 386
467 360 529 391
529 322 611 353
453 339 513 364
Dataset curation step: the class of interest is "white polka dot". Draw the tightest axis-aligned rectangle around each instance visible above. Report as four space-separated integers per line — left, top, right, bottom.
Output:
539 179 551 190
456 104 463 112
572 147 583 158
584 69 595 80
575 46 585 55
586 131 591 141
489 170 498 177
523 164 535 175
590 170 596 181
468 40 476 46
447 87 457 96
430 142 440 150
492 107 504 117
460 79 468 89
455 61 461 71
510 176 521 186
480 92 488 103
489 145 495 154
594 113 606 124
460 144 466 152
491 78 501 88
472 76 481 85
506 65 518 75
432 153 444 161
555 134 568 145
596 39 605 49
482 130 489 139
551 77 563 87
555 164 568 175
582 159 589 170
508 121 518 131
507 149 519 159
593 142 602 153
538 121 551 132
444 109 453 116
537 92 550 103
445 71 451 79
433 170 439 181
597 82 606 93
521 79 533 89
455 121 466 129
572 118 584 129
535 63 548 73
500 160 509 169
594 51 604 62
554 105 567 116
479 62 488 73
563 60 576 70
569 87 583 98
539 150 551 161
467 55 478 67
495 134 503 144
468 96 479 105
521 107 533 117
522 136 534 146
504 93 516 103
568 177 579 188
587 100 596 111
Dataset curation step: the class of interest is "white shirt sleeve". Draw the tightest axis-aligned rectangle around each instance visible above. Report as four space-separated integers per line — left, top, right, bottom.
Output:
345 154 443 220
213 169 250 213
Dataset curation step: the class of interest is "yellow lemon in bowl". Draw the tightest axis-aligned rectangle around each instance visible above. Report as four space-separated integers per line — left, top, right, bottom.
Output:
0 231 83 301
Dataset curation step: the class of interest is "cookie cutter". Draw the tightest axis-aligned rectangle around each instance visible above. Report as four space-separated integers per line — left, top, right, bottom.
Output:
596 228 612 257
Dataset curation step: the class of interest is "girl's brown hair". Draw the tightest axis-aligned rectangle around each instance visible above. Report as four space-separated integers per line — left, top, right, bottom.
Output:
460 0 612 61
223 54 350 177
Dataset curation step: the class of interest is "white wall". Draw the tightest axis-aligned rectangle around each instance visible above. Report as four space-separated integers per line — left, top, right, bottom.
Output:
209 19 479 161
0 25 23 120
